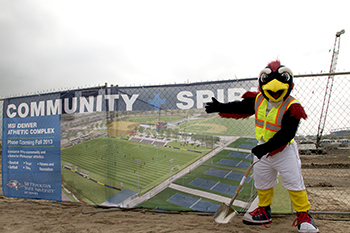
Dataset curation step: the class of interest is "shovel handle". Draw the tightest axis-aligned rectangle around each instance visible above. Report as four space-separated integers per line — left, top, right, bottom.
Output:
228 159 260 206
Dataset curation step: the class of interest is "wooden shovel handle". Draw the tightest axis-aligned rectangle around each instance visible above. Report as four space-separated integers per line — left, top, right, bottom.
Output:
228 159 260 206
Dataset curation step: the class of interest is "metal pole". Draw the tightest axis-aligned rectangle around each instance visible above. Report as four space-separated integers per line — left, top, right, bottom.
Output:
121 182 123 208
133 159 141 194
169 158 174 184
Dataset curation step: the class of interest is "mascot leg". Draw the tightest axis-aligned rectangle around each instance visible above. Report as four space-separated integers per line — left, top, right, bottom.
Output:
257 187 274 207
288 189 310 212
288 190 318 232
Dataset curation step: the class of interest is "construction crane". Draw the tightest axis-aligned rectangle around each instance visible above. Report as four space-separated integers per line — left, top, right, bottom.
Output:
316 29 345 148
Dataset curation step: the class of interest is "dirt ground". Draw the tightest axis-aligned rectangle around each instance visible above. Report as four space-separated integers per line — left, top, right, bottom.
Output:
0 196 350 233
1 151 350 233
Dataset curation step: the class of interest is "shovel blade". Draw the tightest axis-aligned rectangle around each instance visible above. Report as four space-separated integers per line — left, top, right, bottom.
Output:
213 203 238 224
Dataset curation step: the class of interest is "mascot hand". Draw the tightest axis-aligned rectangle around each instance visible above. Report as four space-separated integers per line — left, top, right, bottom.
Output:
252 144 269 159
205 97 221 113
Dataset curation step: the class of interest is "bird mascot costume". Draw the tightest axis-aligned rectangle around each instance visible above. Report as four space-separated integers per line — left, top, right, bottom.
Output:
205 60 318 233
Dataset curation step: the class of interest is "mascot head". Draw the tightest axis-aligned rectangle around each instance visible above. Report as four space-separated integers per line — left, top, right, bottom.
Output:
258 60 294 103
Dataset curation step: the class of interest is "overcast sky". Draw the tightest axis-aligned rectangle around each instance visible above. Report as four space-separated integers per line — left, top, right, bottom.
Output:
1 0 349 98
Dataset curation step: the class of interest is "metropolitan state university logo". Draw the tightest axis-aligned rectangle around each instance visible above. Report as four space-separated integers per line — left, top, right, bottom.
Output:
7 180 24 190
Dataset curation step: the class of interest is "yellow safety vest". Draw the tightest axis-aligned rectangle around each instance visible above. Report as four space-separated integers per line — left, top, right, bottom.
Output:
255 93 299 142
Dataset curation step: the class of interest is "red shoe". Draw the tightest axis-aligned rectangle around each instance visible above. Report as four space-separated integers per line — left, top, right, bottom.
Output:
293 212 319 233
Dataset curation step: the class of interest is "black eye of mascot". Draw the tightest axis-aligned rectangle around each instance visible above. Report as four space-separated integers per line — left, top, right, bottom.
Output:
258 60 294 104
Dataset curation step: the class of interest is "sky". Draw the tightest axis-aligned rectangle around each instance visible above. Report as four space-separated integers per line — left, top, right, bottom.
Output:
1 0 349 98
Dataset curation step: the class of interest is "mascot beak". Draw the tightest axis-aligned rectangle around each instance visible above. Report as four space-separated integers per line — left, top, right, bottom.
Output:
262 79 289 102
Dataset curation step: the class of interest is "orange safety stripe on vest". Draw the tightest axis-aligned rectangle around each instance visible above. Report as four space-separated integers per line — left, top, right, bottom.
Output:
254 93 298 141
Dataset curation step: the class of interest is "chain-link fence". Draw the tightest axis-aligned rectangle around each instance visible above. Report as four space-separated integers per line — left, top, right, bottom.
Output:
1 72 349 213
293 73 350 213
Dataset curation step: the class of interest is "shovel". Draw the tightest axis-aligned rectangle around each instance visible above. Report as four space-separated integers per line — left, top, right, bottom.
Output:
213 156 260 224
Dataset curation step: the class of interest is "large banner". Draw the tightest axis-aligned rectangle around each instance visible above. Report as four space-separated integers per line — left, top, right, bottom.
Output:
2 80 268 213
3 114 61 200
2 93 62 200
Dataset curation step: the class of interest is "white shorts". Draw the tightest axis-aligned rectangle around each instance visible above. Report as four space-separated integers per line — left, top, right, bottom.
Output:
253 141 306 191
